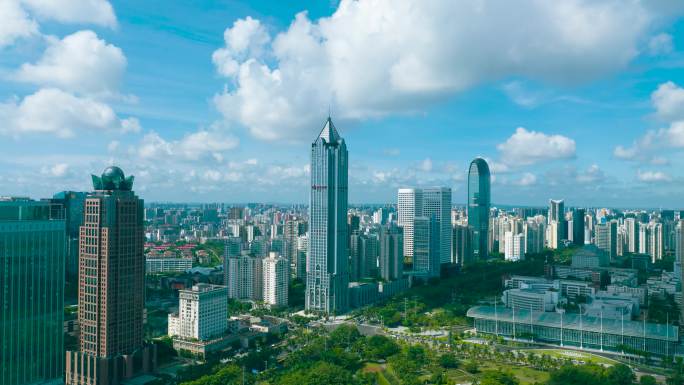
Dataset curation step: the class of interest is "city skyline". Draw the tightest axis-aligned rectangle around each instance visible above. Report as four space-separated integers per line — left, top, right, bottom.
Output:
5 2 684 384
0 1 684 206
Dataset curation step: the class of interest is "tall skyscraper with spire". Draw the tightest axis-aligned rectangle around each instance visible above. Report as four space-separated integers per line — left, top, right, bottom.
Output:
467 157 491 261
306 117 349 314
65 167 156 385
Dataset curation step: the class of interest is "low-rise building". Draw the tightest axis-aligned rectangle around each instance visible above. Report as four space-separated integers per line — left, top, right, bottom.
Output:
501 286 558 312
146 256 192 274
605 285 647 306
467 306 679 356
558 279 595 299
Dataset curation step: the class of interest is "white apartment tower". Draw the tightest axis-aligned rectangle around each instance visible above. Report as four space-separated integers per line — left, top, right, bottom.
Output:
225 255 263 301
263 252 289 307
504 232 525 261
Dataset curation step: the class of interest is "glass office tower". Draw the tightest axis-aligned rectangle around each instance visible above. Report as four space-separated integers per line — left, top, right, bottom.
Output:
306 117 349 314
0 198 66 385
467 157 491 261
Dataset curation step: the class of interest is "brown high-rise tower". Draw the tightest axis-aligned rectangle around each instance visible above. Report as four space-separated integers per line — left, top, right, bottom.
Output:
66 167 156 385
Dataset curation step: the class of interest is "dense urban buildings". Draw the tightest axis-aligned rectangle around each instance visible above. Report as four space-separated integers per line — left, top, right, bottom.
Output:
0 198 66 385
65 167 156 385
5 125 684 385
467 157 491 262
306 118 350 314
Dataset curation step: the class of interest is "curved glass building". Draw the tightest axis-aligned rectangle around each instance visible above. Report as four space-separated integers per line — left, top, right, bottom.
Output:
467 157 491 262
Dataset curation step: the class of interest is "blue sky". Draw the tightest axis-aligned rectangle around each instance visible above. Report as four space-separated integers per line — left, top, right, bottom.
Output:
1 1 684 207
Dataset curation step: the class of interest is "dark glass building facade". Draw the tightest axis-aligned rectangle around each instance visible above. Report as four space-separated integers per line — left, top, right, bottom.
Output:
467 158 491 261
51 191 86 301
572 208 586 246
0 199 66 385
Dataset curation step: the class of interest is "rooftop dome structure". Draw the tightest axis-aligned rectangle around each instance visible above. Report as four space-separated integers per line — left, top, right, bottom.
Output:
92 166 134 191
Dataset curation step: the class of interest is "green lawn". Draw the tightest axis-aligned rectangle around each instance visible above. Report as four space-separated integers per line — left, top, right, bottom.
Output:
477 362 551 385
525 348 618 366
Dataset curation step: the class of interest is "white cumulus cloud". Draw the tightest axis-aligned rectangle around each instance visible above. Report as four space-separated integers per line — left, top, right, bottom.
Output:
20 0 117 28
515 172 537 186
0 0 38 47
212 16 270 78
651 81 684 122
16 30 126 94
41 162 69 177
212 0 672 140
637 169 671 182
497 127 576 166
0 88 138 138
137 130 239 161
615 82 684 164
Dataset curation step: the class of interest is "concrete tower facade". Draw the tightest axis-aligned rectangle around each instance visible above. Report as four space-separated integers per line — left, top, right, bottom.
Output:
65 167 156 385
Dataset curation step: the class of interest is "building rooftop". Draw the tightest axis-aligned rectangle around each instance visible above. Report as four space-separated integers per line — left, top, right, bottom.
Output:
92 166 134 191
317 117 341 143
0 200 64 221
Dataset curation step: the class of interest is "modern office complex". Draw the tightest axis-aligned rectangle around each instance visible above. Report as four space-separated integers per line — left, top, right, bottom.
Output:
413 216 440 279
263 253 289 307
0 199 66 385
397 188 423 260
596 221 617 261
306 118 350 314
467 157 490 261
452 224 472 266
572 208 586 246
468 306 679 356
379 225 403 281
65 167 156 385
398 187 452 269
422 187 452 264
548 199 566 242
